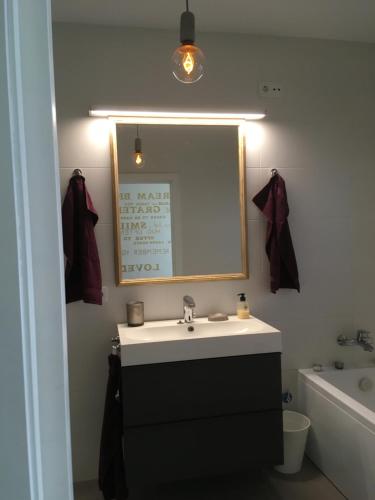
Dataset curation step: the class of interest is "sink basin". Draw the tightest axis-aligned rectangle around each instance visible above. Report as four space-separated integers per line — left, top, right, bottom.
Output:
118 315 281 366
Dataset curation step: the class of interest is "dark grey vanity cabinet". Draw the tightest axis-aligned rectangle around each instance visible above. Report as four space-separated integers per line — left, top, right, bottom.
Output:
121 352 283 486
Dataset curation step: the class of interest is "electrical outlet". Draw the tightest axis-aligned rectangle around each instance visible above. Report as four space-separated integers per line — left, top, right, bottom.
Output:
259 82 283 98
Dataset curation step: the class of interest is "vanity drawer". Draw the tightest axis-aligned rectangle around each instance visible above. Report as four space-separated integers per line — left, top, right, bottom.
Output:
124 410 283 486
122 353 281 427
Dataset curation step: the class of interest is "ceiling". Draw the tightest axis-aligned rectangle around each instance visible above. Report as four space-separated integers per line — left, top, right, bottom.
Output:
52 0 375 43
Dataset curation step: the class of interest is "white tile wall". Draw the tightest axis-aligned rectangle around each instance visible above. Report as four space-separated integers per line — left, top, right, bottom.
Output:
53 23 375 481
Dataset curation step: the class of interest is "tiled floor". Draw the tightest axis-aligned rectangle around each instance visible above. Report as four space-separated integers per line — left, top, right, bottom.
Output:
74 459 345 500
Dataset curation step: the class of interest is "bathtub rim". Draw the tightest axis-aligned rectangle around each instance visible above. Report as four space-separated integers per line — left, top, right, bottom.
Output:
298 368 375 433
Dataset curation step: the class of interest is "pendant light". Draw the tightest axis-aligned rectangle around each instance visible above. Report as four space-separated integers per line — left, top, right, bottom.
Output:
172 0 205 84
132 125 145 168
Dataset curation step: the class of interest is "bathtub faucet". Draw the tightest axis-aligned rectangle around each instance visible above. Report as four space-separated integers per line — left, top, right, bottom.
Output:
337 330 374 352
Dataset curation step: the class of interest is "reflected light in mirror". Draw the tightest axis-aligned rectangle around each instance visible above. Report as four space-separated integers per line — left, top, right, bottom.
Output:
87 118 110 148
133 151 145 168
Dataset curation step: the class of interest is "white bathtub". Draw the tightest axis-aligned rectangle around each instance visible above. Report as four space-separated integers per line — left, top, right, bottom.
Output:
298 367 375 500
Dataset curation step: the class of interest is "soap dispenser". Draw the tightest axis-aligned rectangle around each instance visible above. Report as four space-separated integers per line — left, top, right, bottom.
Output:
237 293 250 319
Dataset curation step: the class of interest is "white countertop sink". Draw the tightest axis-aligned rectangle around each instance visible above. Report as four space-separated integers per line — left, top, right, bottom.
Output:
118 315 281 366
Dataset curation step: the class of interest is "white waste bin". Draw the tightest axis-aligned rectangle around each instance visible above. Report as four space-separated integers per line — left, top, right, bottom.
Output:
274 410 311 474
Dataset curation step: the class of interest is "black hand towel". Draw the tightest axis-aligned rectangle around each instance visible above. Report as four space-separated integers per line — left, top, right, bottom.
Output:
253 172 300 293
98 354 128 500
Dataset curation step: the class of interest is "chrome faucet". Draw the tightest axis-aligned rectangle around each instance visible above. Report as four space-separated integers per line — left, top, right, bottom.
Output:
337 330 374 352
183 295 195 323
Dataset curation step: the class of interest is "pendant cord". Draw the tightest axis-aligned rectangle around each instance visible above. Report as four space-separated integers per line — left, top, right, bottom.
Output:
136 124 139 137
186 0 189 12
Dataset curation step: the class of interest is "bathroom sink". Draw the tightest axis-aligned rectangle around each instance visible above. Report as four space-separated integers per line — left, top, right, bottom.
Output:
118 315 281 366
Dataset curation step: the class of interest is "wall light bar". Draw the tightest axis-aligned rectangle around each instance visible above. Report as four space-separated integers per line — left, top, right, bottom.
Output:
89 108 266 121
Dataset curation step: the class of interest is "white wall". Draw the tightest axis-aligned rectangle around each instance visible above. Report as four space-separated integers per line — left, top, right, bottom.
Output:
53 23 375 481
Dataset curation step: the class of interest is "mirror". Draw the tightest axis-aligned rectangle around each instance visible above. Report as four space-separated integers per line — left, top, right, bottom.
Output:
110 114 248 285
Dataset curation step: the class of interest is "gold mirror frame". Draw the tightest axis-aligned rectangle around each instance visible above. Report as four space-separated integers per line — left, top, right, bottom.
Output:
109 114 249 286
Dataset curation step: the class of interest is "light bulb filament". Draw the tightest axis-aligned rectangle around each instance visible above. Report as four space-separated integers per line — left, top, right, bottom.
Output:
183 52 194 75
135 153 143 165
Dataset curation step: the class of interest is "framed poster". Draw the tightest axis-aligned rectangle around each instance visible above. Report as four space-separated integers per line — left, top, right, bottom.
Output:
118 174 182 279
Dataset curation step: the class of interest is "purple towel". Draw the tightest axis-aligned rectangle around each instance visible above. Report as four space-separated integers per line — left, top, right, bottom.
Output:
62 175 102 305
253 172 300 293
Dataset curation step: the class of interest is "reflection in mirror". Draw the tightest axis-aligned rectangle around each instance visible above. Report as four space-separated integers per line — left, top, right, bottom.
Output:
111 116 248 285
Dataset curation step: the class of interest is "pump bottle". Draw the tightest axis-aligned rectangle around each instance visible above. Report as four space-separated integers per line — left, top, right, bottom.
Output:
237 293 250 319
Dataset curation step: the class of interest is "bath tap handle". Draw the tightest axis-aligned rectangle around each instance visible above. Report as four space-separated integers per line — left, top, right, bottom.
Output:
337 334 349 345
338 331 373 351
357 330 372 341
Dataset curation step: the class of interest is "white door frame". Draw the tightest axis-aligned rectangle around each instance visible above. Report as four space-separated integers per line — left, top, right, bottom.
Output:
0 0 73 499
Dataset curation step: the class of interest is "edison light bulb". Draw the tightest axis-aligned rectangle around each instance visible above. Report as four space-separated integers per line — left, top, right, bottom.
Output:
132 151 145 169
172 44 204 84
132 135 145 168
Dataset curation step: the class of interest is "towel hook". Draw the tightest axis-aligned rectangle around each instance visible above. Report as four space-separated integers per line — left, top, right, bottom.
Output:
271 168 278 177
72 168 83 177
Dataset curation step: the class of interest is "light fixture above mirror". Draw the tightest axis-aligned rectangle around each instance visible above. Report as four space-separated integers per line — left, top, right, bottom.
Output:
89 108 266 122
